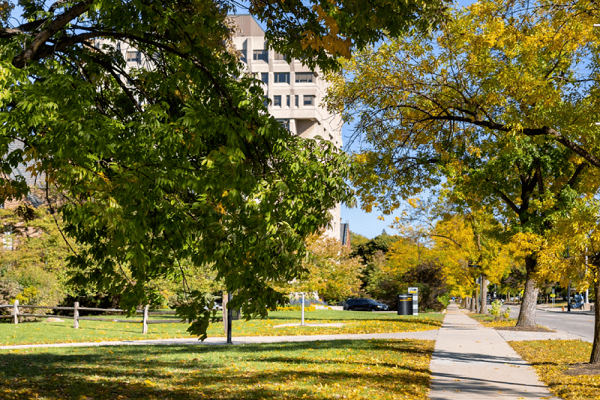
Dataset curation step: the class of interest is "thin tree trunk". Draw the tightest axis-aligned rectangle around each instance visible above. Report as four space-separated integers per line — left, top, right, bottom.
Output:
479 275 489 314
470 295 476 312
516 255 539 327
589 268 600 363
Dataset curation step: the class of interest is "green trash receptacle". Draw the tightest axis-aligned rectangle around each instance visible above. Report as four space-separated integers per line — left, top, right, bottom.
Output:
397 294 412 315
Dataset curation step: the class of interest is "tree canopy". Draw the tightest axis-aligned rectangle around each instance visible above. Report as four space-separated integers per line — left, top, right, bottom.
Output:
327 0 600 327
0 0 450 338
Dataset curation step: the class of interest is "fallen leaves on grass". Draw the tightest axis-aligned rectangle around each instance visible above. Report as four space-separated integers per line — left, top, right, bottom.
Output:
510 340 600 400
0 339 435 399
0 311 443 346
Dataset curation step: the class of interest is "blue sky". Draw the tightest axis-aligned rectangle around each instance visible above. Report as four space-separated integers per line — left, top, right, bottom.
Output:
339 122 407 239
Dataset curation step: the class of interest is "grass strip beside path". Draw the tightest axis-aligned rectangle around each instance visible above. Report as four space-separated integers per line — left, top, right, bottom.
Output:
510 340 600 400
0 339 434 399
468 313 517 328
0 310 443 346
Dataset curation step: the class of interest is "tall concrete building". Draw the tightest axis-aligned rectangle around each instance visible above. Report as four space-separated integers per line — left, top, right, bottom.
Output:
230 15 343 240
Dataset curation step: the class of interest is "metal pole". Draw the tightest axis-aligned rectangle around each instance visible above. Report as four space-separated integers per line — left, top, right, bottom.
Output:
567 281 571 313
226 292 233 344
301 293 305 326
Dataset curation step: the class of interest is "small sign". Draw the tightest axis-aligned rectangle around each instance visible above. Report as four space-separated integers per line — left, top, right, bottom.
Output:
408 287 418 294
550 294 556 298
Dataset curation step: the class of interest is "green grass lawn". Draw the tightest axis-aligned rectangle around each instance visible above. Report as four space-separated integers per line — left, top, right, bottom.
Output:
510 340 599 400
468 313 516 328
0 339 434 399
0 310 443 346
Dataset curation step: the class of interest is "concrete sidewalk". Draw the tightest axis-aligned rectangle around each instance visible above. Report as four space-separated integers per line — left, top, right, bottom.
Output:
429 304 560 400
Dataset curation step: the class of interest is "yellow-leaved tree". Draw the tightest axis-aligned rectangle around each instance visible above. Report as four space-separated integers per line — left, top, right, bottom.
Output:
327 0 600 329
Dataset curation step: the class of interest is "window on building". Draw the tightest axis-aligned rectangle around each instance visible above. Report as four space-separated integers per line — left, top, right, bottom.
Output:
264 96 269 107
286 95 290 107
295 95 299 107
273 95 282 107
239 49 247 63
303 95 315 106
261 73 268 84
253 49 268 62
274 73 290 84
126 50 140 62
274 52 288 61
277 119 290 130
295 73 314 83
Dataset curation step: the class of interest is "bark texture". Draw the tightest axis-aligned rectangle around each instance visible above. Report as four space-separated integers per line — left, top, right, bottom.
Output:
516 256 539 327
479 275 489 314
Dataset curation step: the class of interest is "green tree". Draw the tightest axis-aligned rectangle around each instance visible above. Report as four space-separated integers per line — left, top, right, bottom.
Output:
0 207 73 309
351 230 400 289
0 0 448 338
327 0 600 327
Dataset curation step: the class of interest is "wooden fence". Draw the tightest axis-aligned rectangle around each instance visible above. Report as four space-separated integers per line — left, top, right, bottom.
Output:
0 300 187 334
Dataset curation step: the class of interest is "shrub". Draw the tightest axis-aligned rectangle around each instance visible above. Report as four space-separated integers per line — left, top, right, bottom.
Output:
437 293 450 309
489 300 502 319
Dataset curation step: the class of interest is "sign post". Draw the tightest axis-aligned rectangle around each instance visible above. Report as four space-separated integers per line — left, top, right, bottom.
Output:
301 293 305 326
408 287 419 316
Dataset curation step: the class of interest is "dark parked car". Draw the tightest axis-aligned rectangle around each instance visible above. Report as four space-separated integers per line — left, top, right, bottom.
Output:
343 298 389 311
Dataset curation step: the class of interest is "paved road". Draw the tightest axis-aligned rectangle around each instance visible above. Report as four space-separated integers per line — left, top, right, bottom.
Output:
506 305 594 342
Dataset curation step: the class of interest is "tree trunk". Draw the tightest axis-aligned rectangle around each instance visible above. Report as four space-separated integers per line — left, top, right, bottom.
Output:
470 295 476 312
479 275 489 314
589 269 600 363
516 255 539 327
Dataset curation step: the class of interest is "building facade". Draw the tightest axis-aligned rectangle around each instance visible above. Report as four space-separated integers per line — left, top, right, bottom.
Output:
230 15 343 240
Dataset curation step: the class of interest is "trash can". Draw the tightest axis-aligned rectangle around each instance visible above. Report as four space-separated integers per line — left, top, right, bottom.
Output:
397 294 413 315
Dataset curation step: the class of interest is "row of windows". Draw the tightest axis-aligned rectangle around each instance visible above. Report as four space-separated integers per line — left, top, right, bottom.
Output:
240 49 288 64
251 49 288 62
258 72 314 84
272 95 315 107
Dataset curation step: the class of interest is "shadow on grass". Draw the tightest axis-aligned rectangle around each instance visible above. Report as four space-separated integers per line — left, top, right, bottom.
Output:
266 313 443 325
0 340 433 399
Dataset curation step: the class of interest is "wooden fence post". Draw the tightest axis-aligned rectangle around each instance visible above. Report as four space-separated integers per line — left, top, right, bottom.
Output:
13 300 19 324
142 305 149 334
74 302 79 329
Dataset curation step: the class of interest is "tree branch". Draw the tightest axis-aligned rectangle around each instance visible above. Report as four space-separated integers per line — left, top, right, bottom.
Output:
12 0 94 68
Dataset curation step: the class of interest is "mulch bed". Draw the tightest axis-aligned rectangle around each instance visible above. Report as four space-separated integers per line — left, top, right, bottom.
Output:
564 363 600 376
494 325 555 332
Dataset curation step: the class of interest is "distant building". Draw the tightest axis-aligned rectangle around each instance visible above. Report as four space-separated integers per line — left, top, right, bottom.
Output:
340 220 350 248
230 15 343 240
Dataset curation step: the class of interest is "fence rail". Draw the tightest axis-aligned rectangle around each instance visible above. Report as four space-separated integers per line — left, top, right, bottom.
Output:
0 300 195 334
